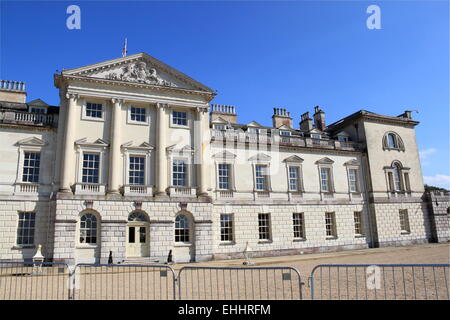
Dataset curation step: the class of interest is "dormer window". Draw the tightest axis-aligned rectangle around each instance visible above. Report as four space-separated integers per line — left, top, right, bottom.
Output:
213 124 226 131
248 127 260 134
30 107 47 114
338 136 349 142
311 134 321 139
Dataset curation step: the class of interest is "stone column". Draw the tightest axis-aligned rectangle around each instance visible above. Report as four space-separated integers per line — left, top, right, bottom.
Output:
156 103 168 196
197 106 211 196
108 98 123 194
59 93 78 192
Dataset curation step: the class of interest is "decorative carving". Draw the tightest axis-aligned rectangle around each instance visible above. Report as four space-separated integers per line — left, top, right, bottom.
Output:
84 200 94 209
133 201 142 211
107 61 177 87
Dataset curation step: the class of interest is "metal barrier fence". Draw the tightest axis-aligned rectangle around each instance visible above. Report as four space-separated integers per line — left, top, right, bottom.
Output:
73 264 177 300
177 266 303 300
0 261 70 300
309 264 450 300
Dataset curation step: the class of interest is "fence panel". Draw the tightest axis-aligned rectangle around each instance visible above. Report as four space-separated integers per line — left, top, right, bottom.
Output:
0 261 70 300
310 264 450 300
73 264 177 300
178 266 303 300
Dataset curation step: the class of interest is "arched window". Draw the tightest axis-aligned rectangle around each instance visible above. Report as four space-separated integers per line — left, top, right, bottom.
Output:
387 133 398 148
80 213 98 244
383 132 405 151
393 163 402 191
128 211 148 222
175 214 190 242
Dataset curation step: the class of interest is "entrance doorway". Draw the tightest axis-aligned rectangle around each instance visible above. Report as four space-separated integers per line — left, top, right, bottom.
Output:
126 211 150 258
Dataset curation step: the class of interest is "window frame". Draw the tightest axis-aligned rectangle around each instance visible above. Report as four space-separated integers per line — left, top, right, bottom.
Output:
82 101 105 121
16 211 36 247
127 105 149 125
22 151 41 183
382 132 405 151
293 212 306 240
399 209 411 234
258 213 272 241
353 211 365 237
325 212 337 239
220 213 234 243
170 110 189 128
79 212 99 246
255 164 269 191
347 168 360 193
81 152 101 184
172 158 188 187
175 214 191 243
217 163 232 190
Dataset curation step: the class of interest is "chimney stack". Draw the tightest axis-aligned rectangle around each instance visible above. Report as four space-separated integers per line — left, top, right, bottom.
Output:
313 106 326 131
210 104 237 124
272 108 292 128
300 112 313 131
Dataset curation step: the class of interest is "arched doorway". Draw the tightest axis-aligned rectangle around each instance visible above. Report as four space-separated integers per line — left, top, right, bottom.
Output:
126 211 150 258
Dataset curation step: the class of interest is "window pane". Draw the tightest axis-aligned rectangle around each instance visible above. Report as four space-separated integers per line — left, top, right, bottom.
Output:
82 153 100 184
22 152 40 183
129 156 145 185
218 164 230 190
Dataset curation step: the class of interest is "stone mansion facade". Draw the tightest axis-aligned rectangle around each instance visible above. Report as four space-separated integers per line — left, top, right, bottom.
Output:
0 52 448 264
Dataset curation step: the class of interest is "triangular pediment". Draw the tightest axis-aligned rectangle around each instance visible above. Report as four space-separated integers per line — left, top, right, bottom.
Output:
212 150 237 160
166 144 194 153
315 157 334 165
121 141 154 150
16 137 46 146
283 155 304 163
247 121 263 127
28 99 49 107
248 153 271 162
61 52 213 92
344 159 360 166
277 124 292 130
75 138 109 147
211 117 229 124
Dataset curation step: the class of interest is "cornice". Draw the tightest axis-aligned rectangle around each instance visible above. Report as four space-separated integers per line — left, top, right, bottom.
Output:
56 74 216 100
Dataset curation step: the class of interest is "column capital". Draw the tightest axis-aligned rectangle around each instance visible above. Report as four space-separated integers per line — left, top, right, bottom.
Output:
196 106 209 114
65 93 79 100
111 98 125 105
156 102 169 110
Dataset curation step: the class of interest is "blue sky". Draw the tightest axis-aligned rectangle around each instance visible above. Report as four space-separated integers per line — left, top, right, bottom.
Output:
1 0 449 188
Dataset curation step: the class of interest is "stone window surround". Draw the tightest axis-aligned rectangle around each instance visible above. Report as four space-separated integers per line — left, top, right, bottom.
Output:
75 144 107 186
122 147 153 186
168 153 194 188
315 158 335 196
284 162 304 194
170 108 190 129
126 104 150 125
384 161 411 193
81 98 106 122
214 160 236 192
16 144 43 185
250 157 272 193
382 131 405 151
344 162 361 194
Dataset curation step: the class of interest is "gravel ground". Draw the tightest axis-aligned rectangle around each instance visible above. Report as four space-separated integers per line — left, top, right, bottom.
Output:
1 243 448 300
